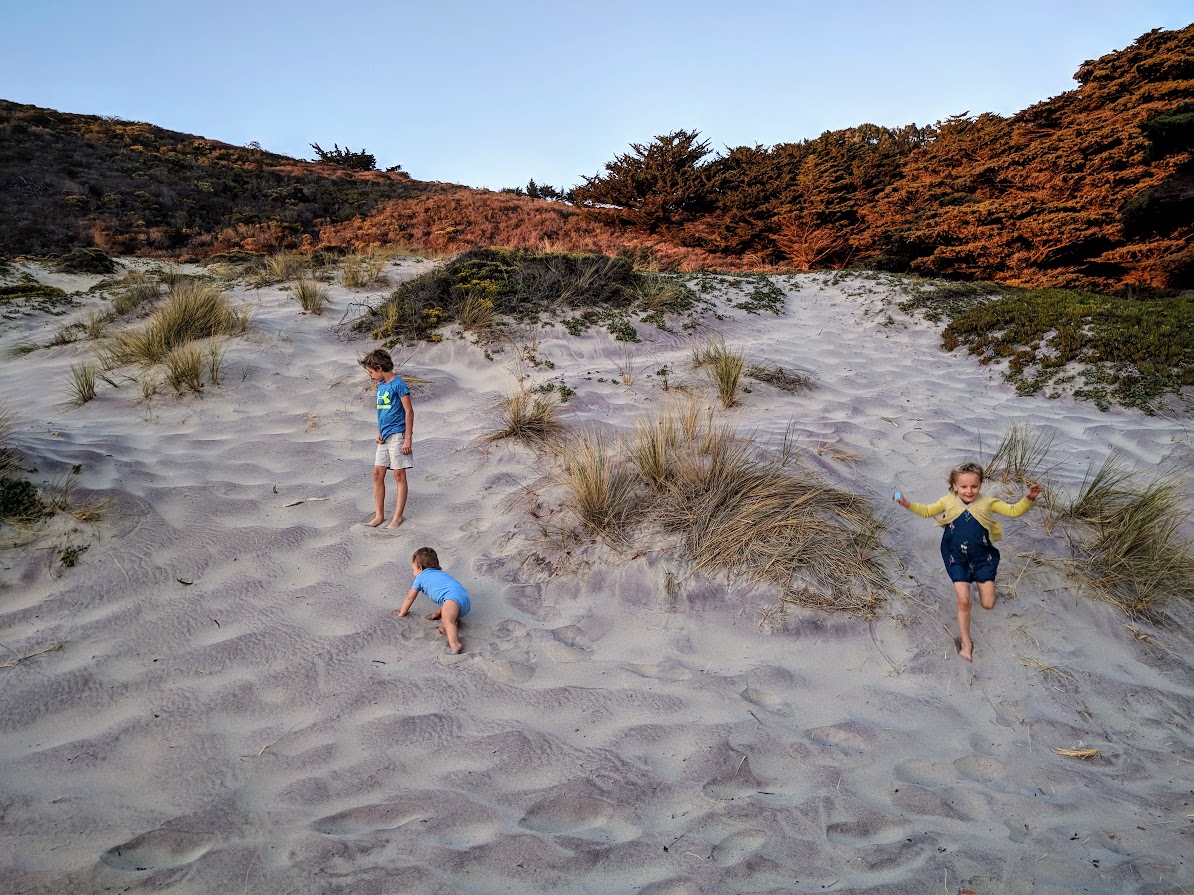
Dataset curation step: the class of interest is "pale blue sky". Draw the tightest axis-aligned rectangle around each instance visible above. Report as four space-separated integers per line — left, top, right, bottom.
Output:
3 1 1190 190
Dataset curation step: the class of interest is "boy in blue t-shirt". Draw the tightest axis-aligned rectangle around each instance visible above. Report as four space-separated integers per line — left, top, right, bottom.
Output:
395 547 471 653
359 349 414 528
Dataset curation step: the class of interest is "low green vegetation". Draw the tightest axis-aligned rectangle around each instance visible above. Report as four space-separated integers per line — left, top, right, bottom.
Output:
0 274 72 313
898 281 1194 414
359 248 697 344
56 247 118 274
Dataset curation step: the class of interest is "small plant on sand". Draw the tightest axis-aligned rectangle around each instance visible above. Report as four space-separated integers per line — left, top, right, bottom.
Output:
247 252 304 287
0 402 19 477
612 346 638 386
747 363 815 393
163 343 205 395
342 254 389 289
557 432 640 538
113 271 162 315
294 276 329 315
0 477 46 525
692 336 745 407
207 340 227 386
66 363 98 406
486 388 564 446
984 423 1054 485
627 413 680 490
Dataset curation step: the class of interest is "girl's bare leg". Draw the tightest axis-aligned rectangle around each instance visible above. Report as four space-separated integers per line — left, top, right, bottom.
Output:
977 580 996 610
954 581 974 662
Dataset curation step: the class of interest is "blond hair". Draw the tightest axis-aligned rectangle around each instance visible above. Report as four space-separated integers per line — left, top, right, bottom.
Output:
948 462 985 490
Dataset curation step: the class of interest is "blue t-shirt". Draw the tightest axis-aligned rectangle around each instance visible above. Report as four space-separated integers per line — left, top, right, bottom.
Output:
376 376 411 440
413 568 471 617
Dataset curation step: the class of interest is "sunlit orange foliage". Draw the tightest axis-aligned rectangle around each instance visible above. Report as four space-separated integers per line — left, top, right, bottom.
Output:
316 188 738 270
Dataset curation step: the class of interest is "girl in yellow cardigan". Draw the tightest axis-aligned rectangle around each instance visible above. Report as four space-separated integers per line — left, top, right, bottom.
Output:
896 462 1042 662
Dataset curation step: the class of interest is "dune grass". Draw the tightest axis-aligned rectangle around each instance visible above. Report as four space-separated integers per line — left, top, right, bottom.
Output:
66 363 98 406
113 271 163 315
556 433 640 537
163 343 205 395
486 388 564 446
98 282 249 369
247 252 305 287
342 254 389 289
692 336 745 408
294 276 330 315
984 423 1054 485
552 403 892 615
747 363 815 393
458 292 497 332
0 401 19 477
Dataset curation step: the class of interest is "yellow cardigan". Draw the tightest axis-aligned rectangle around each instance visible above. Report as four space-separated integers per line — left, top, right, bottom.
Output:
905 493 1035 542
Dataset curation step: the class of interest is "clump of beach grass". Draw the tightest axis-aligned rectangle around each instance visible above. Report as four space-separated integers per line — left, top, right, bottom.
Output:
66 363 98 406
486 388 564 446
247 252 304 287
163 343 204 395
294 277 330 315
984 423 1054 485
458 292 497 332
98 282 249 369
0 401 20 476
113 271 162 315
1069 475 1194 615
342 254 389 289
692 336 745 407
556 432 640 538
553 403 892 615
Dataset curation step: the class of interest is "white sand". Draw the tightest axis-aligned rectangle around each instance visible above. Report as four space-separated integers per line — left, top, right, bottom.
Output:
0 260 1190 895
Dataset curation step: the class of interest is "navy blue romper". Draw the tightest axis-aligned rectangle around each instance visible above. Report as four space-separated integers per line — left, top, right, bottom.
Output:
941 510 999 583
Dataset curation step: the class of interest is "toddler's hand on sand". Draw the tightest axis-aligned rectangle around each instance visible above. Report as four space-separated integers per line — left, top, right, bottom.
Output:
394 609 408 618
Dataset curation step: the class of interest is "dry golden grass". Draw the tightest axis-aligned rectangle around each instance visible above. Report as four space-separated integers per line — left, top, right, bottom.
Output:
556 432 639 538
458 293 497 331
247 252 304 287
341 254 389 289
98 282 249 369
294 276 330 315
66 363 98 407
556 403 891 615
0 401 18 476
486 389 564 446
113 270 162 315
692 336 745 407
164 343 204 394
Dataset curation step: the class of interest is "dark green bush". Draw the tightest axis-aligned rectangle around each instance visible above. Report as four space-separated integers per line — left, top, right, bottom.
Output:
359 248 645 343
0 477 46 523
57 247 118 274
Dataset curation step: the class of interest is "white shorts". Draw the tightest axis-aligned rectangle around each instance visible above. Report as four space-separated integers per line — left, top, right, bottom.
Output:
374 435 414 470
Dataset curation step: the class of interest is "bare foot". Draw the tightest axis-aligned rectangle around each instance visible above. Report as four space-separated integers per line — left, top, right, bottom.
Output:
367 515 385 527
385 516 404 529
958 639 974 662
393 610 405 618
437 626 446 636
450 644 463 654
426 611 441 621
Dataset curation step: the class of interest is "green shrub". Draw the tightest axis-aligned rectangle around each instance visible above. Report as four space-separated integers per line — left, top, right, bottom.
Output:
57 248 118 274
940 289 1194 413
0 477 46 524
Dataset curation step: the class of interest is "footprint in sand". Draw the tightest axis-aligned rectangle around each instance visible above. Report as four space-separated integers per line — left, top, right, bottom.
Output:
310 802 424 835
711 829 769 867
99 829 217 872
739 687 791 715
519 794 637 842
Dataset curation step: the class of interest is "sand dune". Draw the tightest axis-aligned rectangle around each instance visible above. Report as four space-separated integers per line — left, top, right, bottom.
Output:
0 260 1190 895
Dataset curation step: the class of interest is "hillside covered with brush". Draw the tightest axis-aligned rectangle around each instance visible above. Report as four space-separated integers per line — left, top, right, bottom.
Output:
1 24 1191 291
